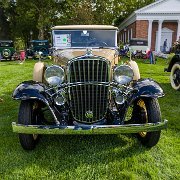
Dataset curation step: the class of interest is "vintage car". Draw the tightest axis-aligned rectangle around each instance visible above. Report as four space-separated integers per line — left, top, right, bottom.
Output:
129 38 149 59
164 42 180 90
12 25 167 150
26 40 49 59
0 40 15 60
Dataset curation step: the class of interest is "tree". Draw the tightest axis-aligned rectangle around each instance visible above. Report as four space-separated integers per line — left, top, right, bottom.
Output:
113 0 155 26
0 0 16 39
0 0 156 44
14 0 62 41
0 6 10 39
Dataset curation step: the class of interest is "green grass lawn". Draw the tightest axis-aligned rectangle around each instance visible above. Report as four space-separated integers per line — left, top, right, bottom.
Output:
0 58 179 179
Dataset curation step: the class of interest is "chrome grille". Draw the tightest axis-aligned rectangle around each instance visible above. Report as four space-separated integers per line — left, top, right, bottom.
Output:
68 57 109 123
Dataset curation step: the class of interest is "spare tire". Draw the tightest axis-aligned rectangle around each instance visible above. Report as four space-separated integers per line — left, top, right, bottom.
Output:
170 62 180 90
2 49 11 58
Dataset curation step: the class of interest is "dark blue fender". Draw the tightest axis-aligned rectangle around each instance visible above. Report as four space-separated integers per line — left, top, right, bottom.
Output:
12 81 49 105
131 78 164 101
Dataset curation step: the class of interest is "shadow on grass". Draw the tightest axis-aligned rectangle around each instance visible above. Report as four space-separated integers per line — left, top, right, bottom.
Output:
158 83 180 130
0 132 148 177
0 89 149 177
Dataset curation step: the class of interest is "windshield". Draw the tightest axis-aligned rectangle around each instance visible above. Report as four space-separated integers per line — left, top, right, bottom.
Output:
53 30 117 48
129 39 148 46
0 42 13 47
31 41 49 47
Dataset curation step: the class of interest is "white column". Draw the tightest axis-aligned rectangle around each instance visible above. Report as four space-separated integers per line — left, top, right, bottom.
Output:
124 32 126 43
177 20 180 41
127 29 130 43
148 20 153 49
157 20 163 52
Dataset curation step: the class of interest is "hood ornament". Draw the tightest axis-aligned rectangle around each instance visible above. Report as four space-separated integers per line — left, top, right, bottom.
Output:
86 48 93 56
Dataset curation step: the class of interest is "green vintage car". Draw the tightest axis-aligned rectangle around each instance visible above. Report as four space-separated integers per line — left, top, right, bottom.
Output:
26 40 50 59
0 40 15 60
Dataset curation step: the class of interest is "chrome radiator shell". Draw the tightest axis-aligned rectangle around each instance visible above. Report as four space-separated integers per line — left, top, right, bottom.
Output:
67 56 110 123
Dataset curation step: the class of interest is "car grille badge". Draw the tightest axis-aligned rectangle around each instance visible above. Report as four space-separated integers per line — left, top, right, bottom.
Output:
85 110 93 119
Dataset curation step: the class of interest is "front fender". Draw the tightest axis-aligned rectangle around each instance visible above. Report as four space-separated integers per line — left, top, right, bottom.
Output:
12 81 49 105
166 54 180 72
131 78 164 101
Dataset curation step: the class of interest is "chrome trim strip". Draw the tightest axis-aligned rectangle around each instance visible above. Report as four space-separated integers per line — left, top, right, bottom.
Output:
73 62 79 118
68 56 109 65
78 60 83 120
12 120 168 135
88 59 90 122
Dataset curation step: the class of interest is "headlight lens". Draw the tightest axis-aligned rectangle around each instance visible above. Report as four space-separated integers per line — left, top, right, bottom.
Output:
113 65 134 84
44 65 64 86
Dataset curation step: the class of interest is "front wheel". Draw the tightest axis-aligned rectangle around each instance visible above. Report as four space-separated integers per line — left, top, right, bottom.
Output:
170 62 180 90
18 100 41 150
132 98 161 148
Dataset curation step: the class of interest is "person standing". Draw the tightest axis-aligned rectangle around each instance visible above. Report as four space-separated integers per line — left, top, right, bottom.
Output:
20 50 25 62
163 39 167 52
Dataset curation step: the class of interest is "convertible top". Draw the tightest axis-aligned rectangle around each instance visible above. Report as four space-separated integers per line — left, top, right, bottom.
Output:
0 40 13 43
52 25 118 30
30 40 49 43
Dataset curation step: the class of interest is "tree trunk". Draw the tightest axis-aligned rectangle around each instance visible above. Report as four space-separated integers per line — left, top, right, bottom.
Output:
37 13 44 40
38 28 44 40
0 7 10 39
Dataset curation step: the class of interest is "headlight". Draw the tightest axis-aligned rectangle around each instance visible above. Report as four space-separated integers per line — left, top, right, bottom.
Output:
44 65 64 86
113 65 134 84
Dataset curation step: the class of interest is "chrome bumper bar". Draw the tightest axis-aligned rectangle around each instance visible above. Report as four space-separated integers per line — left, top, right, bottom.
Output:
12 120 168 135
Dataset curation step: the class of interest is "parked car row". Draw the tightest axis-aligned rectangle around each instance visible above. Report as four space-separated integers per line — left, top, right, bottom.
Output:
0 39 52 61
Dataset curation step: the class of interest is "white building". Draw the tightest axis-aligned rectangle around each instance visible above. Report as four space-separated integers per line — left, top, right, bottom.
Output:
118 0 180 52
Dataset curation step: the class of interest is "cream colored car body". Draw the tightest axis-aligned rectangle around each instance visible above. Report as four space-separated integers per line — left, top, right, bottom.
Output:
33 25 140 82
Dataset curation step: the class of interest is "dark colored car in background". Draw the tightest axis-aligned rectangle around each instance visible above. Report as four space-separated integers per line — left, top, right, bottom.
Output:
0 40 15 60
164 42 180 90
26 40 49 59
129 38 149 59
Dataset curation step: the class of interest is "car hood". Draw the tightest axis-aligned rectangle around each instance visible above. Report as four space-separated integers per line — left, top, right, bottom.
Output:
53 48 118 66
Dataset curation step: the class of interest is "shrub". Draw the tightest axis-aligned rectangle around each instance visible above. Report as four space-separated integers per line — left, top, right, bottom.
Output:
14 38 25 51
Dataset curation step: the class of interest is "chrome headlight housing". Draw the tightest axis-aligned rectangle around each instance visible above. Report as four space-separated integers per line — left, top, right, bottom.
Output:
44 65 64 86
113 65 134 85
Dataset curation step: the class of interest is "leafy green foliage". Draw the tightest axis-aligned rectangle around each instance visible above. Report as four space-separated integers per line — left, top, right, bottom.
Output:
113 0 155 26
0 0 156 43
14 37 25 51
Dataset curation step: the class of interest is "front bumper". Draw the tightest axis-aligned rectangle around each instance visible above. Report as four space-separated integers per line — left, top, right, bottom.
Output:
12 120 168 135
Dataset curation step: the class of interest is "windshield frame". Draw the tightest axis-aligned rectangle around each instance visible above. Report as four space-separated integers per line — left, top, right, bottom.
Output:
52 29 117 49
